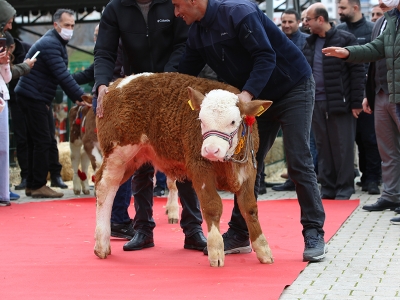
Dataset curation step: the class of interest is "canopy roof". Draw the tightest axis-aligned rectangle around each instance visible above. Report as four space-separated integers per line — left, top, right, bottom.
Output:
7 0 109 24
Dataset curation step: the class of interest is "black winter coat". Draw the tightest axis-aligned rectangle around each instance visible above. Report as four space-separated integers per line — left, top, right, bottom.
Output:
15 29 84 105
94 0 188 92
302 26 365 115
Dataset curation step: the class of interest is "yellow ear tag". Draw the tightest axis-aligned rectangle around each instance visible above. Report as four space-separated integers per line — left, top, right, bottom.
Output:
256 105 267 117
188 99 195 110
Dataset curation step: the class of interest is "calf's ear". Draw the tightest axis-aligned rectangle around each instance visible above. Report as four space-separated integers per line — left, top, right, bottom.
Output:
238 100 273 117
187 87 204 111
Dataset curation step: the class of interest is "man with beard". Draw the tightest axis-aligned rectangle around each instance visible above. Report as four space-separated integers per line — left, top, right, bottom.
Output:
337 0 382 196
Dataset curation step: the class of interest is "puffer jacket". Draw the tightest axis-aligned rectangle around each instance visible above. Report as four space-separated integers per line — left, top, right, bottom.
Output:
345 9 400 104
15 29 84 105
302 25 365 115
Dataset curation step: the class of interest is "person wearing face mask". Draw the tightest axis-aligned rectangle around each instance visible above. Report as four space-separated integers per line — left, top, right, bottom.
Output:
14 8 86 198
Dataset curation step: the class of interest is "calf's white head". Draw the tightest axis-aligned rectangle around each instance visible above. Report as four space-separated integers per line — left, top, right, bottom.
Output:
188 87 272 162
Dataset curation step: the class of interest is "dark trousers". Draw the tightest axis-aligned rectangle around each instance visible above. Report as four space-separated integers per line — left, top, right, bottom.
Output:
313 102 356 199
111 163 203 238
17 95 62 189
356 113 382 184
8 100 29 179
228 76 325 238
155 171 166 189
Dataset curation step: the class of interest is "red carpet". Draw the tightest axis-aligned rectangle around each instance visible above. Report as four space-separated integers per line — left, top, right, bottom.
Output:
0 197 358 300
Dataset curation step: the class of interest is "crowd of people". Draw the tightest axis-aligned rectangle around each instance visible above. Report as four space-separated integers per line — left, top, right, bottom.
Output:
1 0 399 261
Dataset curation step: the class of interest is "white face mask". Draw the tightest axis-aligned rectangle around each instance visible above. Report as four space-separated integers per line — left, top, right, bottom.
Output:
57 24 74 40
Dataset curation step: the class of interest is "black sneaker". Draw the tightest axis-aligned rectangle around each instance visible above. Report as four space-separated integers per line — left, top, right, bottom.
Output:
390 216 400 225
303 229 327 262
153 186 165 197
203 229 251 255
111 219 135 240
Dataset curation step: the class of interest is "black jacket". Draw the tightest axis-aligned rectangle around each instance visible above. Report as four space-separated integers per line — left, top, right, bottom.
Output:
302 25 365 115
94 0 188 92
178 0 311 101
15 29 84 105
337 15 374 73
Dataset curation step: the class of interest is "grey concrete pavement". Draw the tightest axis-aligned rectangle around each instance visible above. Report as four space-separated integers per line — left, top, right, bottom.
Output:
8 179 400 299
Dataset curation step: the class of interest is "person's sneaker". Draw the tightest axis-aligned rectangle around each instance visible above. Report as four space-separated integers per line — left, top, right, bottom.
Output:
9 191 20 201
153 186 165 197
111 219 135 240
203 229 251 255
0 200 11 206
31 185 64 198
303 229 327 262
390 216 400 225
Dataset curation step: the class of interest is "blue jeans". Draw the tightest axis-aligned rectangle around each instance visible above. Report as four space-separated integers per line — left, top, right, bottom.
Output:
155 171 166 189
228 76 325 238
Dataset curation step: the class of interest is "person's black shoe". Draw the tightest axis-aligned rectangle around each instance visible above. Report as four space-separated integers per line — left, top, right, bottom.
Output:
303 229 327 262
203 229 251 255
153 186 165 197
356 181 362 187
271 179 295 191
390 216 400 225
15 178 27 190
362 198 400 211
395 207 400 214
184 232 207 251
258 182 267 195
367 182 380 195
123 232 154 251
111 219 135 240
50 176 68 189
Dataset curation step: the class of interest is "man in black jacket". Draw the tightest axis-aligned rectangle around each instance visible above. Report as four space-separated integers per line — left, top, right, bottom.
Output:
302 3 365 199
337 0 382 195
94 0 206 252
15 9 85 198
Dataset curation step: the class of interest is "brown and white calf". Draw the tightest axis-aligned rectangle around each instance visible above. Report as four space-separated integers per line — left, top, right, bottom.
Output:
94 72 273 267
69 104 102 195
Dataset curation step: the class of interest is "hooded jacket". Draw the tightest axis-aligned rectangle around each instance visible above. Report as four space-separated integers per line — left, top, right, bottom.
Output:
178 0 311 101
15 29 84 105
0 0 16 34
302 25 365 115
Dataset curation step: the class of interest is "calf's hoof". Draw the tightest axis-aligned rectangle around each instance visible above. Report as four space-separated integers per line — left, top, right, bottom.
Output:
83 189 90 195
73 190 81 195
168 218 178 224
208 252 225 267
94 244 111 259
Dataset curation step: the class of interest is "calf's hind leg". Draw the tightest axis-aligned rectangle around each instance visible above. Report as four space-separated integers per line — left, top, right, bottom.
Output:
236 180 273 264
